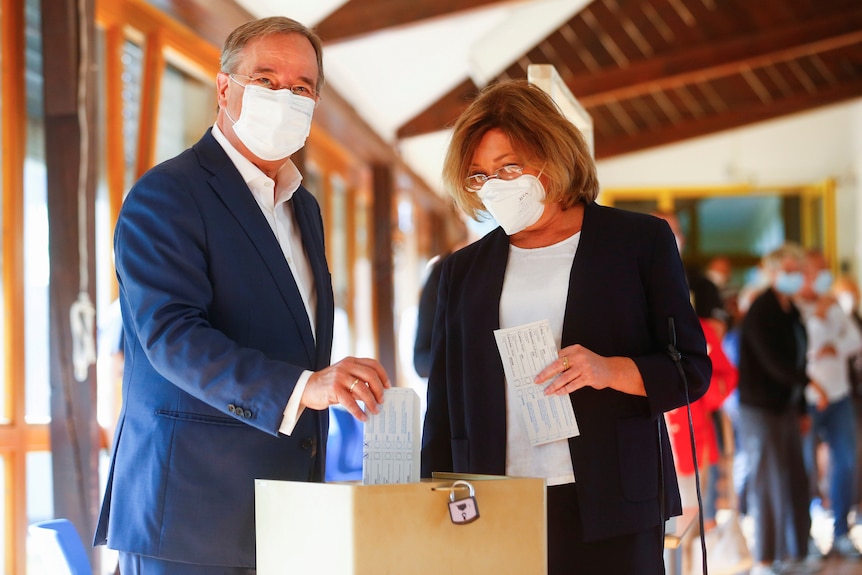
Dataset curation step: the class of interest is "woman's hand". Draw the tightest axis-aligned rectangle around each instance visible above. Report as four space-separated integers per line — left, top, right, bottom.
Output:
535 344 646 397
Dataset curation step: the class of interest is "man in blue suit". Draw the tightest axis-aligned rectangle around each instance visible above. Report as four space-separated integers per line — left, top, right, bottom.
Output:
94 17 390 574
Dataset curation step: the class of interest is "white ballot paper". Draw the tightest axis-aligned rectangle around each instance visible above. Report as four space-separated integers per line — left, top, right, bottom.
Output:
494 319 580 446
362 387 421 485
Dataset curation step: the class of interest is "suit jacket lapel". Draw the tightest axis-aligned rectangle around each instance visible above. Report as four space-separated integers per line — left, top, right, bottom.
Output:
562 202 597 347
292 188 334 370
468 230 510 408
195 131 317 365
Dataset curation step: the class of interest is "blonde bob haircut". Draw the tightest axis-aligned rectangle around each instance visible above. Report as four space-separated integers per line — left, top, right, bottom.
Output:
442 79 599 221
220 16 325 95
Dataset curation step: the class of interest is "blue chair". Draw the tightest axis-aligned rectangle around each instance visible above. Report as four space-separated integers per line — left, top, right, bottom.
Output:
325 405 364 482
28 518 92 575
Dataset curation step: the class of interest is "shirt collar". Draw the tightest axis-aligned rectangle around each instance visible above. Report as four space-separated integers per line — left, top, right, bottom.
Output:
211 123 303 209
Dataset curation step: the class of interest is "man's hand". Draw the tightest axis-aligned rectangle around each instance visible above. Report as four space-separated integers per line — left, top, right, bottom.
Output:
302 357 391 421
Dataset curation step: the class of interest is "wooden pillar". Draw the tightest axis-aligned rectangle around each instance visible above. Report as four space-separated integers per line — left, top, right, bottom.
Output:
40 0 100 569
371 164 396 380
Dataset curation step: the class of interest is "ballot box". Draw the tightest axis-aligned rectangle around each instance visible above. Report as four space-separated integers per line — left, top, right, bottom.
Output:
255 473 547 575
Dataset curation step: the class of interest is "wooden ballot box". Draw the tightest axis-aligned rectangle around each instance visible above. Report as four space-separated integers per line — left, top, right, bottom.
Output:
255 474 547 575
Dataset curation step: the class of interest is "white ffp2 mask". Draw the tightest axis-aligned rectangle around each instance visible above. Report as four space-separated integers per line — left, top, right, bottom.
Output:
477 174 546 236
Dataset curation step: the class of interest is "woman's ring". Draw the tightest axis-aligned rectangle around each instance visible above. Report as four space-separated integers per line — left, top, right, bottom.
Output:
349 378 359 393
561 356 569 371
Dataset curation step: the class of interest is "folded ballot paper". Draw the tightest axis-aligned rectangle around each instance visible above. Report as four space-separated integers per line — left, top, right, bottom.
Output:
361 387 421 485
494 319 579 445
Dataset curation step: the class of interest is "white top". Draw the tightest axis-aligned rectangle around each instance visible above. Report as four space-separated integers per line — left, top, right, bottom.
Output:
212 124 313 435
500 232 580 486
797 298 862 404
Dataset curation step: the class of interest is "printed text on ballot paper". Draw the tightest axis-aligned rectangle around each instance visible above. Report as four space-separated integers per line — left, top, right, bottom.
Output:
493 319 580 446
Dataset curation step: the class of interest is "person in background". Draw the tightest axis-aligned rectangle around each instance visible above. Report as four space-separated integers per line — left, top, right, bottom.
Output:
666 279 738 532
94 17 390 574
721 272 766 517
420 79 711 575
705 255 735 303
649 211 730 333
414 220 493 379
832 274 862 520
736 242 827 575
797 251 862 557
653 216 735 533
691 257 732 334
414 252 448 379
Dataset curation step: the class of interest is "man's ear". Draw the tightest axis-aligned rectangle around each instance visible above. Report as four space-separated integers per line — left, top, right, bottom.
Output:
216 72 230 110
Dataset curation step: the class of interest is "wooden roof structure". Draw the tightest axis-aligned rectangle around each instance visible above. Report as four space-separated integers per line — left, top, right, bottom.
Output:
313 0 862 159
151 0 862 159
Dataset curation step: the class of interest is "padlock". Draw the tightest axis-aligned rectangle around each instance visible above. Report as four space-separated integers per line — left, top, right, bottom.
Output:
448 480 480 525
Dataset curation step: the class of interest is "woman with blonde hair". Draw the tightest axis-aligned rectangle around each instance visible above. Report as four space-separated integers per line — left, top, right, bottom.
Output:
420 79 711 575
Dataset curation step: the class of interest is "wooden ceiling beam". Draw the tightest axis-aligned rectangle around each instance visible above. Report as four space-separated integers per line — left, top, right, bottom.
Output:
573 7 862 105
315 0 502 43
594 77 862 158
394 6 862 141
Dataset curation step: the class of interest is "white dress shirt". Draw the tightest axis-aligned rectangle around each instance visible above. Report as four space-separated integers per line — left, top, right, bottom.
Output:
211 124 315 435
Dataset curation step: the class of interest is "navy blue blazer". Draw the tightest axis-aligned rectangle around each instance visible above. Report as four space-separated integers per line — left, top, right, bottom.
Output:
421 202 711 542
95 130 334 567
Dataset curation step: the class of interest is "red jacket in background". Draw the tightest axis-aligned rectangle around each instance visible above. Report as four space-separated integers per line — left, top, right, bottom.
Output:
667 318 738 475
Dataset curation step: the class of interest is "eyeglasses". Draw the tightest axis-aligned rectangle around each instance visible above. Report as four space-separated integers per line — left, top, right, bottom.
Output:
464 164 526 192
229 73 316 100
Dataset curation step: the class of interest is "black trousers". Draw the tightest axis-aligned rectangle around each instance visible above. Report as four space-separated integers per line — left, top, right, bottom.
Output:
547 483 664 575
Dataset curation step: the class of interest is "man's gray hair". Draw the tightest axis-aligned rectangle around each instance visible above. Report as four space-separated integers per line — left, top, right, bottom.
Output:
220 16 324 94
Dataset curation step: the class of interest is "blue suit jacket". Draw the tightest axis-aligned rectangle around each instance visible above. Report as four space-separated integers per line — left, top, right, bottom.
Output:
421 202 711 542
94 130 334 567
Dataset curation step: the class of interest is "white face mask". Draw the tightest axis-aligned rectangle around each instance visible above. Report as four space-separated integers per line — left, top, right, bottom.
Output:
476 174 545 236
774 270 805 296
226 77 315 161
812 269 833 296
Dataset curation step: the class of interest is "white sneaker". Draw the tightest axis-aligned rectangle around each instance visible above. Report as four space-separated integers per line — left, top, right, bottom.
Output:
831 534 862 558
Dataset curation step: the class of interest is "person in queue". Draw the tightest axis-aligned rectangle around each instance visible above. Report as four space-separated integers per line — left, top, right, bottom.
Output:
737 243 826 575
420 79 711 575
797 250 862 558
94 17 390 574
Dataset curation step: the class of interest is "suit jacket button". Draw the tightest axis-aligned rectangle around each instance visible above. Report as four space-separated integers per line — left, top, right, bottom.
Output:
301 438 314 450
243 409 252 419
228 404 236 414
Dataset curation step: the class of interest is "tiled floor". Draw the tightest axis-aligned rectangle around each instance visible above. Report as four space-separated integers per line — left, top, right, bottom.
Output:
685 507 862 575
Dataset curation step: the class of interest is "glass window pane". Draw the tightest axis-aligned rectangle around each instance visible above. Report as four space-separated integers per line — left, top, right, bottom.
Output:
26 451 53 524
330 174 348 309
154 63 214 164
24 0 49 423
697 195 785 257
95 28 123 436
0 0 5 423
26 451 54 574
121 40 143 192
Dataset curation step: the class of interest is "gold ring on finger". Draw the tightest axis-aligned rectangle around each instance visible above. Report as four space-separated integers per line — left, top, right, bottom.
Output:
349 378 359 393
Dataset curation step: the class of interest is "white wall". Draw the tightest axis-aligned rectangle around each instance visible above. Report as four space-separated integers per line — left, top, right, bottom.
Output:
596 97 862 278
